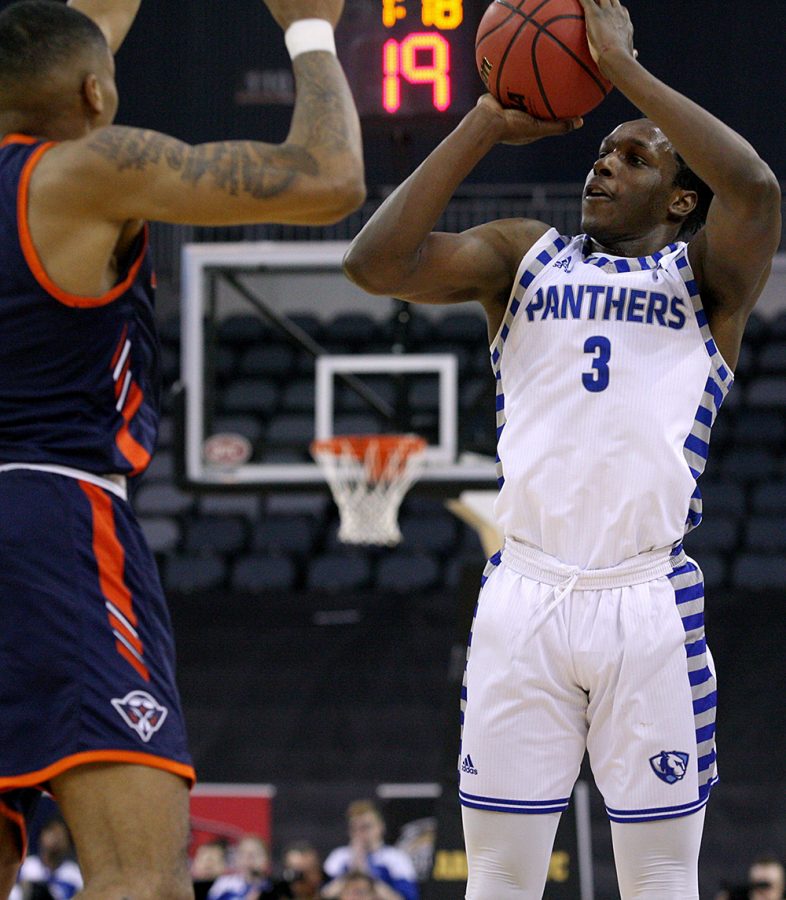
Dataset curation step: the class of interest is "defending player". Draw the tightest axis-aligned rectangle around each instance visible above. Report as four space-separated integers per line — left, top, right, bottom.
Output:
0 0 363 897
344 0 780 897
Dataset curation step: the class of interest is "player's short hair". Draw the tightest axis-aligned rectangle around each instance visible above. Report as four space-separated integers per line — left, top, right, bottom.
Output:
346 799 382 821
282 839 321 859
672 151 713 238
0 0 107 88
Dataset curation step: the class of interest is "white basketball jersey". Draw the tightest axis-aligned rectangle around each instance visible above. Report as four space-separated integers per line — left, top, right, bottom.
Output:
492 228 734 569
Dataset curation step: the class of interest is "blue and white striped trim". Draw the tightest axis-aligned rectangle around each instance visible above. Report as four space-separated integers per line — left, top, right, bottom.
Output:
604 555 717 823
460 789 570 815
459 551 502 758
606 782 718 824
674 248 734 532
670 556 717 797
490 229 569 489
580 235 680 273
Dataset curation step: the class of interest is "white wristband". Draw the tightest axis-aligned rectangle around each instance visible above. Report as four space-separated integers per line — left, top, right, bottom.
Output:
284 18 336 60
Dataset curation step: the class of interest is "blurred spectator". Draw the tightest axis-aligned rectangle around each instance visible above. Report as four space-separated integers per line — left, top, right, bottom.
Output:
321 870 380 900
323 800 418 900
328 871 378 900
261 841 326 899
11 815 82 900
716 855 785 900
208 834 273 900
192 839 230 898
749 856 785 900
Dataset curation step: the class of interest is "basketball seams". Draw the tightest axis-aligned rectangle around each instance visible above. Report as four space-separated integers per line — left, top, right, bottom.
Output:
474 0 527 51
477 0 610 119
535 14 610 98
488 0 561 108
530 31 557 119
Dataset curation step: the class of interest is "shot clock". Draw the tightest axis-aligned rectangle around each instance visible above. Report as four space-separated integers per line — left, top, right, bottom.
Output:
336 0 482 118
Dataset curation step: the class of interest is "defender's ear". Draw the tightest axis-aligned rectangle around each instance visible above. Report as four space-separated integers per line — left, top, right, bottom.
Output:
81 72 104 115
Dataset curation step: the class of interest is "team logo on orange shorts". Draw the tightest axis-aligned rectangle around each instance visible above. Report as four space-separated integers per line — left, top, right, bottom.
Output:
111 690 168 743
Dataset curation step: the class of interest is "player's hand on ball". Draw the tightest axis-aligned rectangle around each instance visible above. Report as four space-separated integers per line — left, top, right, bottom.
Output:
476 94 582 146
263 0 344 30
577 0 636 74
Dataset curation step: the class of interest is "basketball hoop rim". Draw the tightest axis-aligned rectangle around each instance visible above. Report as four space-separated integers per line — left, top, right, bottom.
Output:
310 433 427 461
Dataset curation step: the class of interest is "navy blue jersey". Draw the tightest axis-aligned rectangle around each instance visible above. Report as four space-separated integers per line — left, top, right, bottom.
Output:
0 134 160 476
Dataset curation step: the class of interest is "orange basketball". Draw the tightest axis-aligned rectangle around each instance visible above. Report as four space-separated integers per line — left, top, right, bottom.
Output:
475 0 612 120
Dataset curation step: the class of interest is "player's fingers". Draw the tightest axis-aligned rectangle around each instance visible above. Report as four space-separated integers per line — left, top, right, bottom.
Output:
538 117 584 136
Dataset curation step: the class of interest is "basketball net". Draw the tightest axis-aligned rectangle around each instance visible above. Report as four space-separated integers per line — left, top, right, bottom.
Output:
310 434 428 546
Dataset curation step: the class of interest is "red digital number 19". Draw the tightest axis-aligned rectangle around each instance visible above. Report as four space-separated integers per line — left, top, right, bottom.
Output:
383 32 451 113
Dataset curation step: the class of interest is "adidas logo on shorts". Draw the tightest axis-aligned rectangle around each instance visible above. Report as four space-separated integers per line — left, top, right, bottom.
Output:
461 754 478 775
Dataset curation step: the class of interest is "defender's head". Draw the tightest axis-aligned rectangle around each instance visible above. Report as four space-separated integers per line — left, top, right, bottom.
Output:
581 118 713 247
0 0 117 140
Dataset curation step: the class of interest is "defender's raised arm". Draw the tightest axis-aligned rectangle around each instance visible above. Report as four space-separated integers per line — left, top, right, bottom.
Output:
31 0 365 230
68 0 141 53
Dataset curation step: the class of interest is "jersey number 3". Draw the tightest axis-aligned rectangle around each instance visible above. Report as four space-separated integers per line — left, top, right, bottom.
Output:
582 336 611 393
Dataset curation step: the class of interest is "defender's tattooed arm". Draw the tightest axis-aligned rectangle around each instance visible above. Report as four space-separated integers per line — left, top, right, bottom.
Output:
70 52 364 226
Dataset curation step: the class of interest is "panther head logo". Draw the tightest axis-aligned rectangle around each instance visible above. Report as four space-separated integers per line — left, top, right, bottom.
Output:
649 750 689 784
112 690 168 743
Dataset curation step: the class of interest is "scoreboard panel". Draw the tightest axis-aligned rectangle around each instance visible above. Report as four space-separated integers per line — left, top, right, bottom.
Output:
336 0 484 119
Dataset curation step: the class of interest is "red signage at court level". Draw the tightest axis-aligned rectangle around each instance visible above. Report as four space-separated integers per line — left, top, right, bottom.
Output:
189 783 276 852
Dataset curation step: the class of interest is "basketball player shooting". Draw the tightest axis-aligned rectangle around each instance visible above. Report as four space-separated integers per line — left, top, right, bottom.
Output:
344 0 781 897
0 0 363 897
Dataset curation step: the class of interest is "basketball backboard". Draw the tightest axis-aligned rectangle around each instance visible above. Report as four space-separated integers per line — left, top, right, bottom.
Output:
180 240 499 492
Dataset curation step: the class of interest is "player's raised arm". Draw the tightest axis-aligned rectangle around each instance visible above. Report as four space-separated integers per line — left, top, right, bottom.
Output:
47 0 365 227
67 0 141 54
579 0 782 364
343 96 581 317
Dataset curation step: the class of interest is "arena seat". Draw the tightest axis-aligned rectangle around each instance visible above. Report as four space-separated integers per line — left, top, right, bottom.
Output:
230 554 298 593
324 312 379 347
221 377 279 416
264 412 314 448
238 343 297 378
280 378 316 413
163 553 227 593
683 514 741 554
211 414 265 445
251 515 319 557
306 553 373 592
750 481 786 515
134 482 196 517
375 550 442 593
731 408 786 446
198 492 261 520
335 378 396 413
437 312 488 344
743 516 786 553
139 516 181 555
746 375 786 408
217 313 271 346
399 513 458 555
183 515 249 556
757 339 786 374
731 553 786 591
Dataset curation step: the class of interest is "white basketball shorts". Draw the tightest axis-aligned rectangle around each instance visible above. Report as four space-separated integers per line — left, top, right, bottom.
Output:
458 540 717 823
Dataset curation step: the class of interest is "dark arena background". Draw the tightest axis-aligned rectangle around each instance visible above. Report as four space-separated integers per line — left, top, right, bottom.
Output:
3 0 786 897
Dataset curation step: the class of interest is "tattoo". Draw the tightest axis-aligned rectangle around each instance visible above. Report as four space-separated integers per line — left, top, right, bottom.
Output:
291 54 354 155
84 55 356 205
87 127 319 200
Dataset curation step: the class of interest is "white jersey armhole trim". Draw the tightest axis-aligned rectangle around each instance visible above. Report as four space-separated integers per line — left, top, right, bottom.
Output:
676 248 735 380
489 226 561 352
